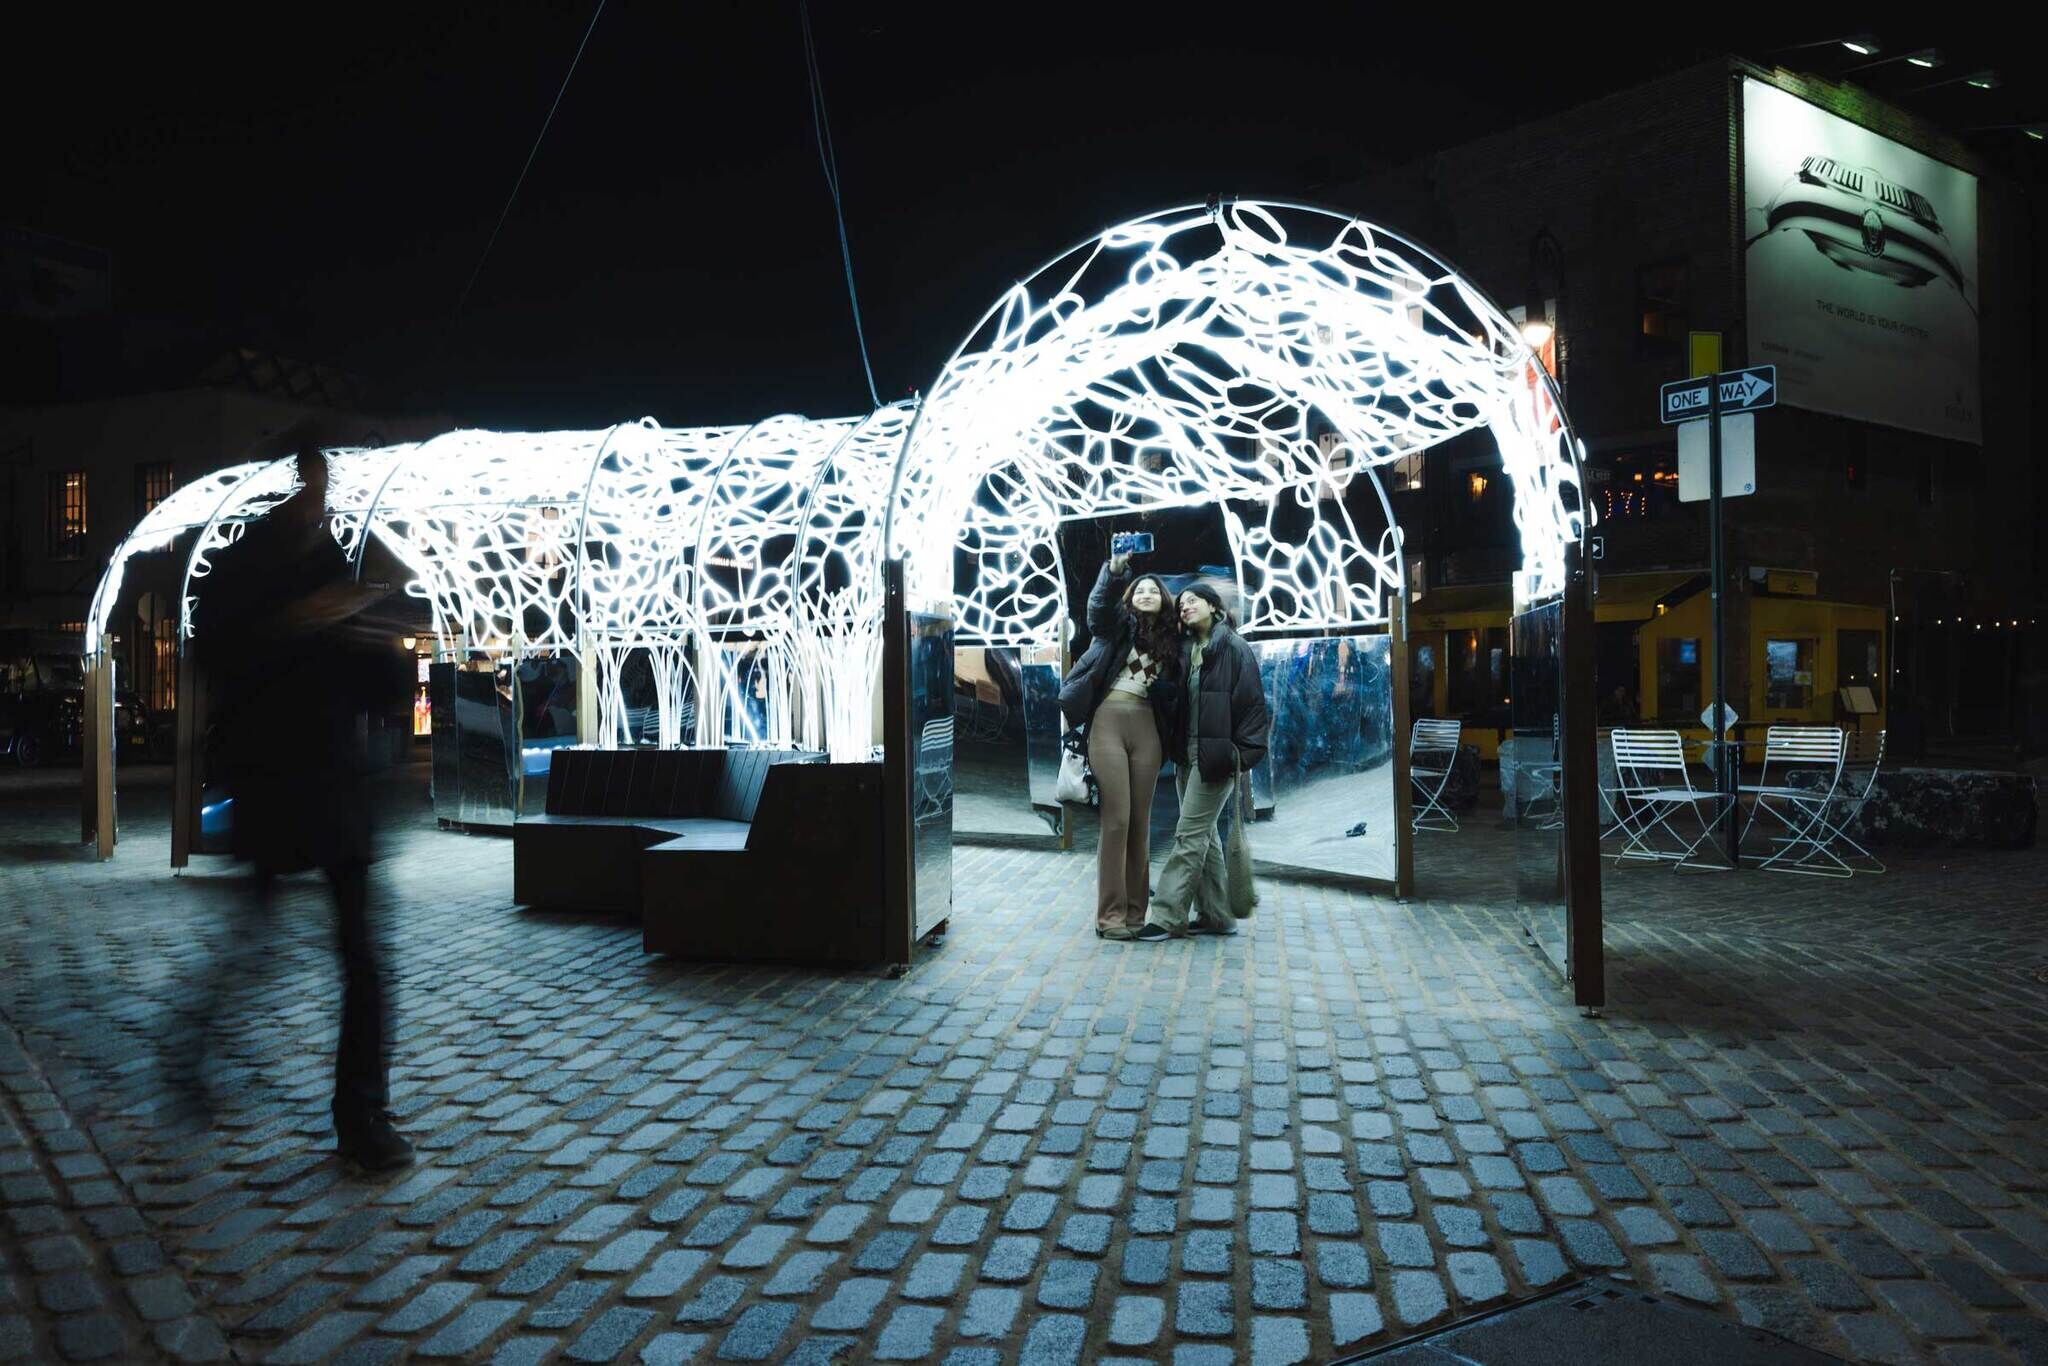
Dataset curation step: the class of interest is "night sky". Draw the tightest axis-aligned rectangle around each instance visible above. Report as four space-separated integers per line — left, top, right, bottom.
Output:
9 8 2036 429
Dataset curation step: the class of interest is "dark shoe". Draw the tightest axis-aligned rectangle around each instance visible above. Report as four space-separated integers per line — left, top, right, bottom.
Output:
1132 923 1180 942
1190 917 1239 936
336 1111 414 1173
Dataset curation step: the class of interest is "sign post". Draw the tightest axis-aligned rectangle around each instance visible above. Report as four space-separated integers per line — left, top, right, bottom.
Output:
1660 364 1776 867
1707 375 1735 866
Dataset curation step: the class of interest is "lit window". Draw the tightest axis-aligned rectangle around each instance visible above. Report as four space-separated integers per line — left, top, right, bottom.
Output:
47 471 87 560
1765 638 1817 710
1638 259 1690 343
1387 450 1425 492
134 462 175 519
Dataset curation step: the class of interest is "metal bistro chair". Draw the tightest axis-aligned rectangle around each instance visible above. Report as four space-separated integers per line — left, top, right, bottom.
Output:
1595 726 1629 836
915 715 955 820
1609 728 1724 869
1529 713 1565 831
1738 726 1850 877
1813 729 1887 874
1409 718 1463 833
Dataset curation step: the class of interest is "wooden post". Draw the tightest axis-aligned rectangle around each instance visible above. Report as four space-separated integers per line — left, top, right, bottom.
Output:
511 628 527 814
1560 544 1605 1009
171 645 202 868
81 651 100 845
1391 593 1415 899
82 650 116 859
881 559 914 968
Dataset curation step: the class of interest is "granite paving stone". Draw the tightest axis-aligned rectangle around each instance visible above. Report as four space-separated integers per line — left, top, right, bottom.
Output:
1 774 2042 1365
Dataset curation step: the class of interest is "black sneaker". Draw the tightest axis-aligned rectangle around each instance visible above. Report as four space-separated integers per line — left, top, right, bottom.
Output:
336 1111 415 1173
1132 923 1179 942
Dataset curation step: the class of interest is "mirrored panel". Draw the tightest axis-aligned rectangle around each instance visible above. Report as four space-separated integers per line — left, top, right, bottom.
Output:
515 654 580 816
1509 600 1567 977
718 643 775 745
1019 647 1066 833
1240 634 1398 882
907 608 954 938
450 662 518 827
949 645 1044 840
429 662 460 820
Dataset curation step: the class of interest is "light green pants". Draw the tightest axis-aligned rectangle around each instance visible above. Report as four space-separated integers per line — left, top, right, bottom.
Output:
1146 763 1232 933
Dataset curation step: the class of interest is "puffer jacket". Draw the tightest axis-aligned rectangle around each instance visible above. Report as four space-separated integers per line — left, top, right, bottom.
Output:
1056 561 1180 742
1176 620 1271 782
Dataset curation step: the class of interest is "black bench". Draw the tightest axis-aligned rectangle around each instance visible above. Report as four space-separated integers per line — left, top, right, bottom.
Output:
513 747 823 914
641 759 887 965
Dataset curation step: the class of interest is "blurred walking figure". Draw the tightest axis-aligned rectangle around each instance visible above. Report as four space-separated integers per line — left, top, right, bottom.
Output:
176 429 413 1171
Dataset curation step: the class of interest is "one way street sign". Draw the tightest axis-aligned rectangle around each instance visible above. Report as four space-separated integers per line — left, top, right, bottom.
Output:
1660 365 1777 424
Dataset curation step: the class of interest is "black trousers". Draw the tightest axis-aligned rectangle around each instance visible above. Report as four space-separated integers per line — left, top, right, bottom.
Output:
315 862 391 1123
183 862 390 1123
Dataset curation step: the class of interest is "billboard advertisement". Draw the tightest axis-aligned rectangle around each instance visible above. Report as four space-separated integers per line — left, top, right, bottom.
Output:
1742 79 1979 443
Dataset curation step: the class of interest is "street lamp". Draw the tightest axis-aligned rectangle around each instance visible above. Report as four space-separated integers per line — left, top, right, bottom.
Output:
1766 32 1882 58
1911 68 2001 93
1847 47 1943 74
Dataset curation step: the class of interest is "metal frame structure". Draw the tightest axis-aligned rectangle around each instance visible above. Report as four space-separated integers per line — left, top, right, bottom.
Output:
84 201 1595 924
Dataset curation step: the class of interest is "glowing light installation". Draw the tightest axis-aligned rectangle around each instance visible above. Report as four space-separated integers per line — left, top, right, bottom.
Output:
88 201 1584 769
692 414 858 748
795 404 918 760
887 202 1584 642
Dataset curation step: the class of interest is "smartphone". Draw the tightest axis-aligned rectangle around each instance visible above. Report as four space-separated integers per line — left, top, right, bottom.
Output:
1111 531 1154 556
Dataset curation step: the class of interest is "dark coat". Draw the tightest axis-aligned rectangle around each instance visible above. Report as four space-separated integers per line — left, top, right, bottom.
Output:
192 499 409 874
1177 620 1272 782
1056 561 1180 742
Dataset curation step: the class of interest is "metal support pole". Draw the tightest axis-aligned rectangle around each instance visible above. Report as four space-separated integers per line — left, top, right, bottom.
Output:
1707 375 1739 867
1391 589 1415 899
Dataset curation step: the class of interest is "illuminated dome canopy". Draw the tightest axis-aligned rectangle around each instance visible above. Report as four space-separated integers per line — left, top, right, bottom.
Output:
888 201 1584 641
90 201 1586 764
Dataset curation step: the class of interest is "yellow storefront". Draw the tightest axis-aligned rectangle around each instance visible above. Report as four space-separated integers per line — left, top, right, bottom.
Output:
1408 572 1887 760
1635 575 1887 744
1405 586 1512 761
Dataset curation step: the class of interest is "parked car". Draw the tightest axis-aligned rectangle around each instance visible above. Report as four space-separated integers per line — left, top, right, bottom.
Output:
0 633 154 767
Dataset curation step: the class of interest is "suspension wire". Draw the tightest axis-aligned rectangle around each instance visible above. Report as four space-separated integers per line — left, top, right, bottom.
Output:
799 1 883 409
449 0 609 344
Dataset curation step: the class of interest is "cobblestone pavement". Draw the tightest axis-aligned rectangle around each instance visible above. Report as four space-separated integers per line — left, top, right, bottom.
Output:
1 768 2044 1364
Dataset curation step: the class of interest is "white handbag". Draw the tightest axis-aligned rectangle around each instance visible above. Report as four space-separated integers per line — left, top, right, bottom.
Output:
1056 746 1091 803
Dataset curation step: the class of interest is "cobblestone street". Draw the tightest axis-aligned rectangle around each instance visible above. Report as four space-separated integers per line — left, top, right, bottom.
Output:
2 766 2044 1364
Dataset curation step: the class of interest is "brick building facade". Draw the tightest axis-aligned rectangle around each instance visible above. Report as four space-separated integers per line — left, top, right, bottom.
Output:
1331 57 2042 748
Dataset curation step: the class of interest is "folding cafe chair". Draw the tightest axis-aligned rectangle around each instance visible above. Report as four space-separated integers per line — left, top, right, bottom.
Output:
1608 728 1724 869
1409 718 1463 833
1816 728 1885 873
1524 713 1565 832
1738 726 1850 877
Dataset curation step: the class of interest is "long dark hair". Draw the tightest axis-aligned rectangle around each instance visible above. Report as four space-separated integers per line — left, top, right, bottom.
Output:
1121 575 1180 676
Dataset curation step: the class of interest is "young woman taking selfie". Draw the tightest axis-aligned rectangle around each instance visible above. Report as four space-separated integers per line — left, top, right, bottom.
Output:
1058 546 1182 940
